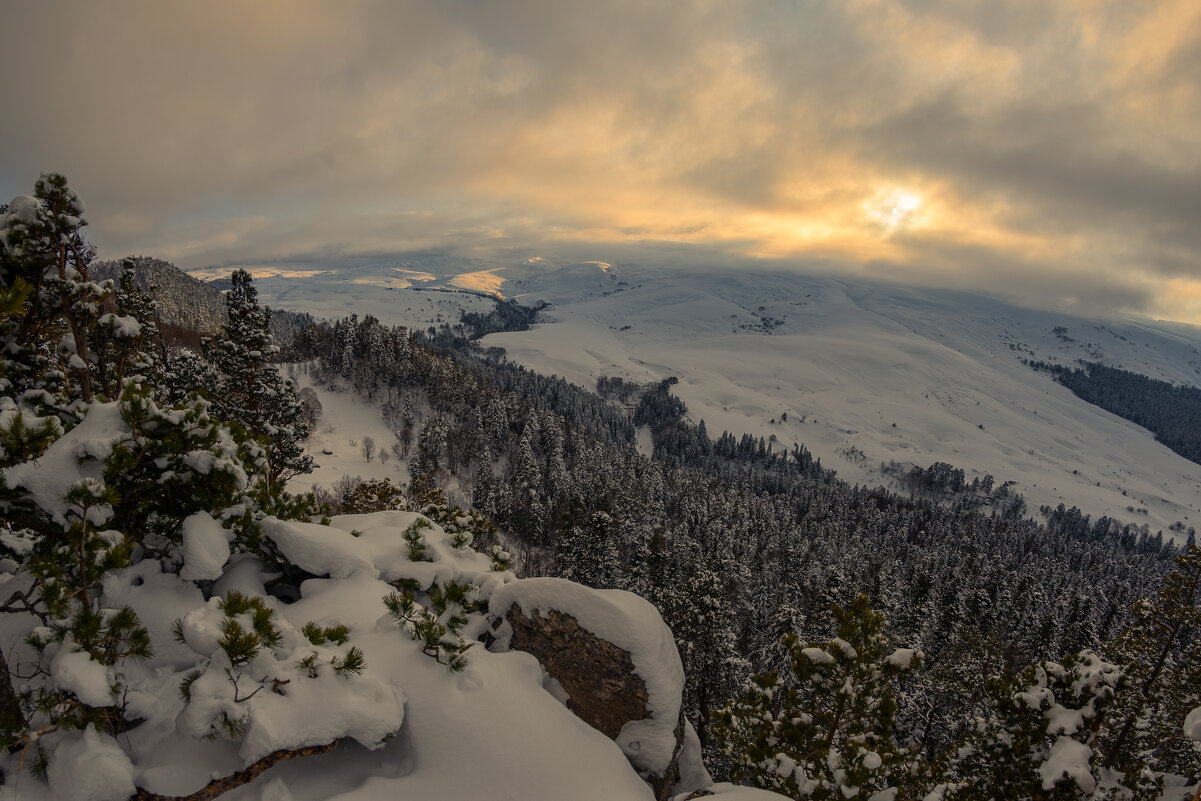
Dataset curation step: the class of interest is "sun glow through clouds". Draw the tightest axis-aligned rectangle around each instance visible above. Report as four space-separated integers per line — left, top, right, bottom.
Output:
867 188 927 233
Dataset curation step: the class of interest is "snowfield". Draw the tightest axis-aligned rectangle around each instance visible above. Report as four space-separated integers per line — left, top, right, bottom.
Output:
229 258 1201 539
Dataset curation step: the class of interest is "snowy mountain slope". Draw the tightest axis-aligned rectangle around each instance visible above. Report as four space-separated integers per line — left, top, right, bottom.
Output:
193 258 1201 538
487 265 1201 538
283 367 411 497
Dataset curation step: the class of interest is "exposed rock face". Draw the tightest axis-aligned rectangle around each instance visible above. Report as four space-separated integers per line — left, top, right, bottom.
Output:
505 605 648 738
496 600 686 801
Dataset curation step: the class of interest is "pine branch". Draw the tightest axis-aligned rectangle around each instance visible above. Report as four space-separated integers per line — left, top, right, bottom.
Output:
131 739 342 801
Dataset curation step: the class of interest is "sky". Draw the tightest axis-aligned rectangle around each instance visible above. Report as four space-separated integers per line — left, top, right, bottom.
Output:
2 0 1199 322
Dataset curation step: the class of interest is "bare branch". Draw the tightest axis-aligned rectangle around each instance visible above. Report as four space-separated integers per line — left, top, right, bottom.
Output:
132 739 343 801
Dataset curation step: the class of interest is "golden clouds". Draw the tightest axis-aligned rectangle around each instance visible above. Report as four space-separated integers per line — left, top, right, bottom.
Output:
1 1 1198 320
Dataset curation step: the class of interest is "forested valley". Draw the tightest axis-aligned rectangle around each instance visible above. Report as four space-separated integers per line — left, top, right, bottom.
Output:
1 175 1197 800
293 308 1200 797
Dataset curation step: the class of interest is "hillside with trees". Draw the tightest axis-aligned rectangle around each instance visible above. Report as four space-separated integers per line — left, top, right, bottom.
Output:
1 175 1198 800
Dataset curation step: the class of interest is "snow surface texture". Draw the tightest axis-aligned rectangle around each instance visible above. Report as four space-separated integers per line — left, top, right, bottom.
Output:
222 257 1201 538
285 368 411 497
0 510 678 801
490 577 686 777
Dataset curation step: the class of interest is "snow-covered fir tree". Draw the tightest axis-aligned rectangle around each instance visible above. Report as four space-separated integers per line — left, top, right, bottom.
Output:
201 268 311 491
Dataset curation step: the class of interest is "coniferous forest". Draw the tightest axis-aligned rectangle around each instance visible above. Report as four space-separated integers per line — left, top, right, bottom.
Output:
1030 360 1201 466
1 175 1199 800
299 306 1200 797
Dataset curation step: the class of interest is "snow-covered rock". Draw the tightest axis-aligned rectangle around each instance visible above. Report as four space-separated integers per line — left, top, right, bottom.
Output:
262 518 375 579
489 577 688 799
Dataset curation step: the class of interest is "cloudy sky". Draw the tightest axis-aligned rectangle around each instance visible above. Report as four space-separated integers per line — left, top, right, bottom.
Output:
2 1 1199 321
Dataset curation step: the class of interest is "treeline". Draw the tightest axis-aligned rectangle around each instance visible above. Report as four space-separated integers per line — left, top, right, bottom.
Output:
1031 359 1201 465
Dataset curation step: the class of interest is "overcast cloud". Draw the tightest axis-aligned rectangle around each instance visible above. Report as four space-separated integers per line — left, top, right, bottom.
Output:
2 0 1198 320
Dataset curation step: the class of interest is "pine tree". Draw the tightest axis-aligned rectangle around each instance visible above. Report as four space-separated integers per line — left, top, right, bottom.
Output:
713 595 924 800
161 348 218 407
0 174 105 404
103 385 253 549
90 258 165 400
936 650 1147 801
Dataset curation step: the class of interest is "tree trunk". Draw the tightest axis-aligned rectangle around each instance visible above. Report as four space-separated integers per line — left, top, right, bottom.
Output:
0 647 27 747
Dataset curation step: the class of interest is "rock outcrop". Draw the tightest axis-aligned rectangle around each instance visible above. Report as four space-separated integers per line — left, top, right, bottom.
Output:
487 577 697 800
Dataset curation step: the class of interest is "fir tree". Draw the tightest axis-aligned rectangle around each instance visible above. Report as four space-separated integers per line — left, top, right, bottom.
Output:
203 269 311 492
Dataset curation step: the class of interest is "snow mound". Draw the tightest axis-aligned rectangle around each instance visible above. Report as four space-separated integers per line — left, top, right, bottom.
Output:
1185 706 1201 742
179 511 231 581
50 649 115 708
47 726 135 801
1038 736 1095 793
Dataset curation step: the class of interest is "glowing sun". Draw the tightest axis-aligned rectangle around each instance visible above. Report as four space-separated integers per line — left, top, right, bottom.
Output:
867 188 926 231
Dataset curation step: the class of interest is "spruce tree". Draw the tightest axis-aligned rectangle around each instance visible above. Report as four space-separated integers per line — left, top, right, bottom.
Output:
660 561 747 763
556 509 620 588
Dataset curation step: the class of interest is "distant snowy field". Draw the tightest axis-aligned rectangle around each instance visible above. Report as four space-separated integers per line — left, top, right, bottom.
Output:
195 259 1201 539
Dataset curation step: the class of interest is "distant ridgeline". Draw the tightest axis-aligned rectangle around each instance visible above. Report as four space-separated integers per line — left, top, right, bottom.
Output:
93 257 314 356
93 256 224 333
1029 359 1201 466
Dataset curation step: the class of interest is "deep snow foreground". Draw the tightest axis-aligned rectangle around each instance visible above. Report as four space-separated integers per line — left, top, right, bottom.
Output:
0 507 706 801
